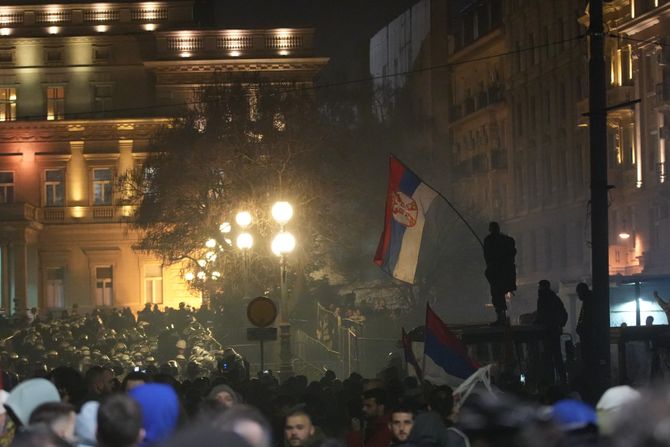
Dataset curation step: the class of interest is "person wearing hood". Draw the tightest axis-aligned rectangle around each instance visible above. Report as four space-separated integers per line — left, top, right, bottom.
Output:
129 383 179 447
1 378 60 446
208 384 241 409
75 401 99 447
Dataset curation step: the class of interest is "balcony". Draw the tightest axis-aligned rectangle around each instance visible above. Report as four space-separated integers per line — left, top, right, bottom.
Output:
42 208 65 222
0 202 38 221
451 84 505 123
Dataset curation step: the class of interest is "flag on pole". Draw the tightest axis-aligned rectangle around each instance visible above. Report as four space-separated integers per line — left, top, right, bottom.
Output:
423 304 479 387
374 156 438 283
402 327 423 379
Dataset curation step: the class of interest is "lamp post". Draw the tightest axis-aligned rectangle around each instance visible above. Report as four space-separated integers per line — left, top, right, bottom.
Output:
271 201 295 381
184 210 254 307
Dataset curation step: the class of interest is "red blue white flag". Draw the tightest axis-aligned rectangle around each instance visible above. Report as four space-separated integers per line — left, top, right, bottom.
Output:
423 304 479 386
374 156 438 283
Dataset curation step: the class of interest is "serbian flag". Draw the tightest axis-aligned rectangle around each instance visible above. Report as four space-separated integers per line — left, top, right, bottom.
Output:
374 156 438 283
402 327 423 379
423 304 479 386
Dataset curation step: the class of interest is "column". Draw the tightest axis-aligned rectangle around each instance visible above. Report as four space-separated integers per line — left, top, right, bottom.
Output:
11 242 27 313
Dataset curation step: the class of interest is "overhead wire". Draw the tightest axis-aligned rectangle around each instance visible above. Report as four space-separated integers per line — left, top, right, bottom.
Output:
5 33 587 121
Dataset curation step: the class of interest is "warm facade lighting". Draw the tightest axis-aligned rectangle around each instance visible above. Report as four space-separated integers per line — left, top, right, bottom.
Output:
0 28 10 36
48 26 60 35
279 50 289 56
184 271 195 281
144 23 157 31
230 50 241 57
71 206 85 218
619 231 631 240
95 25 108 32
205 238 217 248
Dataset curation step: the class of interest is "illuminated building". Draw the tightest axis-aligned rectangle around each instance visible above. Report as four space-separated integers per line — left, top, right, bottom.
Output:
0 1 327 313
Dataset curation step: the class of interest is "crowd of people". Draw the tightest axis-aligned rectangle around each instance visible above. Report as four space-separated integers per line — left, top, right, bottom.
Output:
0 340 668 447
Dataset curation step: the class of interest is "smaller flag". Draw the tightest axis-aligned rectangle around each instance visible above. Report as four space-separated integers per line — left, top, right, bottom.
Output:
423 304 479 387
452 365 493 413
402 327 422 380
374 156 438 284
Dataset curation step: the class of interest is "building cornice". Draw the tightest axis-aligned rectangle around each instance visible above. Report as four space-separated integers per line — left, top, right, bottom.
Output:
144 57 330 73
614 2 670 35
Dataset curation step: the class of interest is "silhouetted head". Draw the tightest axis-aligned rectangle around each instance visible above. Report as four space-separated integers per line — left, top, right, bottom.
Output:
576 282 590 300
488 222 500 234
538 280 551 290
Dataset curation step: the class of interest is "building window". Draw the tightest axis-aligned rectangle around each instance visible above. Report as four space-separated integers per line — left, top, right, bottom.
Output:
0 88 16 121
144 264 163 304
95 266 113 306
45 169 64 207
92 168 113 205
46 86 64 120
93 84 113 112
44 47 63 65
45 267 65 308
0 171 14 203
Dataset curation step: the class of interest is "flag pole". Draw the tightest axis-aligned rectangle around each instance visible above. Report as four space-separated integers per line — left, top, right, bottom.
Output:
394 155 484 249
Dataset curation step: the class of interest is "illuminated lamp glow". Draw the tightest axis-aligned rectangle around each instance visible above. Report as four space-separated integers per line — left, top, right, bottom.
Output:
179 51 192 58
196 271 206 280
95 25 108 32
279 50 289 56
205 238 217 248
211 271 221 280
184 272 195 281
0 28 11 36
619 231 631 240
71 206 85 218
219 222 232 233
48 26 60 35
143 23 157 31
197 259 206 268
230 50 241 57
235 211 252 228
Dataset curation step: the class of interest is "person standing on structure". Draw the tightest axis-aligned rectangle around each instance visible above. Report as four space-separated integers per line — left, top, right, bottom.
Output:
483 221 517 325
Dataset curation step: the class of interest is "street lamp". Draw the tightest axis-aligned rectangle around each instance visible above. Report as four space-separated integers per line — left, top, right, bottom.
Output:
272 200 295 380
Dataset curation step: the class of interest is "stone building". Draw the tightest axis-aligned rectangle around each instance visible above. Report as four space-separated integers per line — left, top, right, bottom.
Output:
0 1 327 314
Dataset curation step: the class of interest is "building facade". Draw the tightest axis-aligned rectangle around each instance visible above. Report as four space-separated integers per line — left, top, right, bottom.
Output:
372 0 670 324
0 1 327 314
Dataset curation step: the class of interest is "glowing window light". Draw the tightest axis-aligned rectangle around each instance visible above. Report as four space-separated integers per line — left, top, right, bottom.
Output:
230 50 241 57
48 26 60 35
279 50 289 56
95 25 108 33
0 28 10 36
143 23 157 31
179 51 192 58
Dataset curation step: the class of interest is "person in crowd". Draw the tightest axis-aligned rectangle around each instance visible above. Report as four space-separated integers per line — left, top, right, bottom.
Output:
75 401 99 447
483 221 517 326
27 402 76 444
9 424 70 447
284 406 316 447
129 383 179 447
208 384 240 408
347 388 391 447
82 366 115 406
4 378 61 430
208 404 273 447
596 385 641 438
536 280 568 383
387 404 413 446
122 371 150 392
97 394 144 447
575 282 595 368
551 399 599 447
